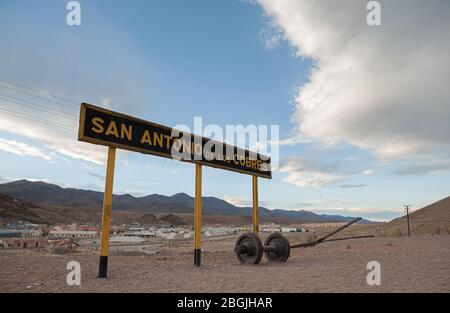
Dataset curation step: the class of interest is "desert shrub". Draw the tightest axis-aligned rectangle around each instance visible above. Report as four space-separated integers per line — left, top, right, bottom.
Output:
391 228 402 237
432 228 442 236
306 234 318 243
374 228 385 237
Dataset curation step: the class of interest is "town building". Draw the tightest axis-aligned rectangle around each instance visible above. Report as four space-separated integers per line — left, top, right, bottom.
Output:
48 239 80 254
20 229 43 237
49 230 98 239
0 237 48 249
0 229 22 238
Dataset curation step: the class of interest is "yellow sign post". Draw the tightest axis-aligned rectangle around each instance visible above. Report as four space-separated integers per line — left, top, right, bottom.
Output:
98 147 116 278
252 176 259 235
194 164 203 266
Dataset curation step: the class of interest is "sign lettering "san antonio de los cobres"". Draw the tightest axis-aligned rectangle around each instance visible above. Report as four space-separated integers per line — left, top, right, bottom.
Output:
78 103 272 179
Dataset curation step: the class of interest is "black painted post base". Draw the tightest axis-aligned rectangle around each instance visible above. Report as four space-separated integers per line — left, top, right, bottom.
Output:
98 256 108 278
194 249 201 267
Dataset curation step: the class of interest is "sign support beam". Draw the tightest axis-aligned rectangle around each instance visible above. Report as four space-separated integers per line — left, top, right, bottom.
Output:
252 175 259 235
98 146 116 278
194 164 203 266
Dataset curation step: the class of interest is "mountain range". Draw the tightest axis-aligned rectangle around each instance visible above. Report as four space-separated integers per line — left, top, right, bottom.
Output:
0 180 372 225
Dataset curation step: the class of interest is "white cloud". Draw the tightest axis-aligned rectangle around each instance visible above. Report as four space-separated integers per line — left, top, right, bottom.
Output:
223 195 268 207
101 97 112 108
0 176 51 184
363 169 374 176
223 196 251 207
259 23 284 50
19 178 52 183
302 207 381 214
281 170 342 189
258 0 450 161
0 138 52 161
269 133 308 147
277 157 344 188
0 109 107 165
340 184 366 189
392 158 450 176
0 5 155 166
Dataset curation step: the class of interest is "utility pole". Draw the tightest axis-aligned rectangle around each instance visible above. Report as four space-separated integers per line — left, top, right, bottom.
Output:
404 205 411 237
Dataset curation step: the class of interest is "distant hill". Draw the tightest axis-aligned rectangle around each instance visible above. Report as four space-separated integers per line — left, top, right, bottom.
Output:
0 192 51 224
140 213 159 225
0 180 372 225
382 196 450 236
138 213 186 226
353 196 450 237
158 213 187 226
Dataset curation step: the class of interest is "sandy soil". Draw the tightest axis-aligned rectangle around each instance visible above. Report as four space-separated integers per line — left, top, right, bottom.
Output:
1 234 449 293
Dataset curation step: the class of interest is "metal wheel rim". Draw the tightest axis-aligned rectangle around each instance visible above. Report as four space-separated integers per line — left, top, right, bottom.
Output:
264 233 291 262
235 233 263 264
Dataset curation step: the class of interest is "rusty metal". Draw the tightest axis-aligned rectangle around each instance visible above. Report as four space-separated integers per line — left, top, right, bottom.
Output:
290 217 362 248
264 232 290 262
234 232 263 264
235 218 367 265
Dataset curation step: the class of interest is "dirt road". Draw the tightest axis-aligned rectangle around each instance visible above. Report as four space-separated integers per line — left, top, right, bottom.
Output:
1 235 449 293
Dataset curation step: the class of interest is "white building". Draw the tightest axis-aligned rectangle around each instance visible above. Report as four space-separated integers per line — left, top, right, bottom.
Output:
262 227 281 233
20 230 43 237
204 227 237 237
281 227 298 233
49 230 97 238
123 230 155 238
110 236 146 243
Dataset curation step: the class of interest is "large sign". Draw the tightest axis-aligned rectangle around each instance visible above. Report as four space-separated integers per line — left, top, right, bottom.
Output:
78 103 272 179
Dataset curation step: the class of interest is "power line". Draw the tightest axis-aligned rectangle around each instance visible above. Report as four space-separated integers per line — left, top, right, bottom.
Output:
0 83 78 111
0 93 76 120
0 106 77 131
0 77 79 106
319 185 390 210
0 107 77 132
0 109 77 133
333 186 397 208
0 78 80 133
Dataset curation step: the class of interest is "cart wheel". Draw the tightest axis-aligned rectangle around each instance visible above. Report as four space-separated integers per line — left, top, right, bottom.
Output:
234 232 263 264
264 232 290 262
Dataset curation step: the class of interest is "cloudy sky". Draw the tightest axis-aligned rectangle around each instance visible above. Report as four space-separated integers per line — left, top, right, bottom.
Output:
0 0 449 221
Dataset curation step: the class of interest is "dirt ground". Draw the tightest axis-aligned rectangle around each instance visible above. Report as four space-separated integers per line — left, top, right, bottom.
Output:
1 234 449 293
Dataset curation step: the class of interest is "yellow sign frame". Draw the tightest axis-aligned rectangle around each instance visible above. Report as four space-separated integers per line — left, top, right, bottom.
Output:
77 103 266 277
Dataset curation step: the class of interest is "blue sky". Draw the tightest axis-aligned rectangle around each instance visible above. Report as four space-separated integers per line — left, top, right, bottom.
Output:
0 0 449 221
